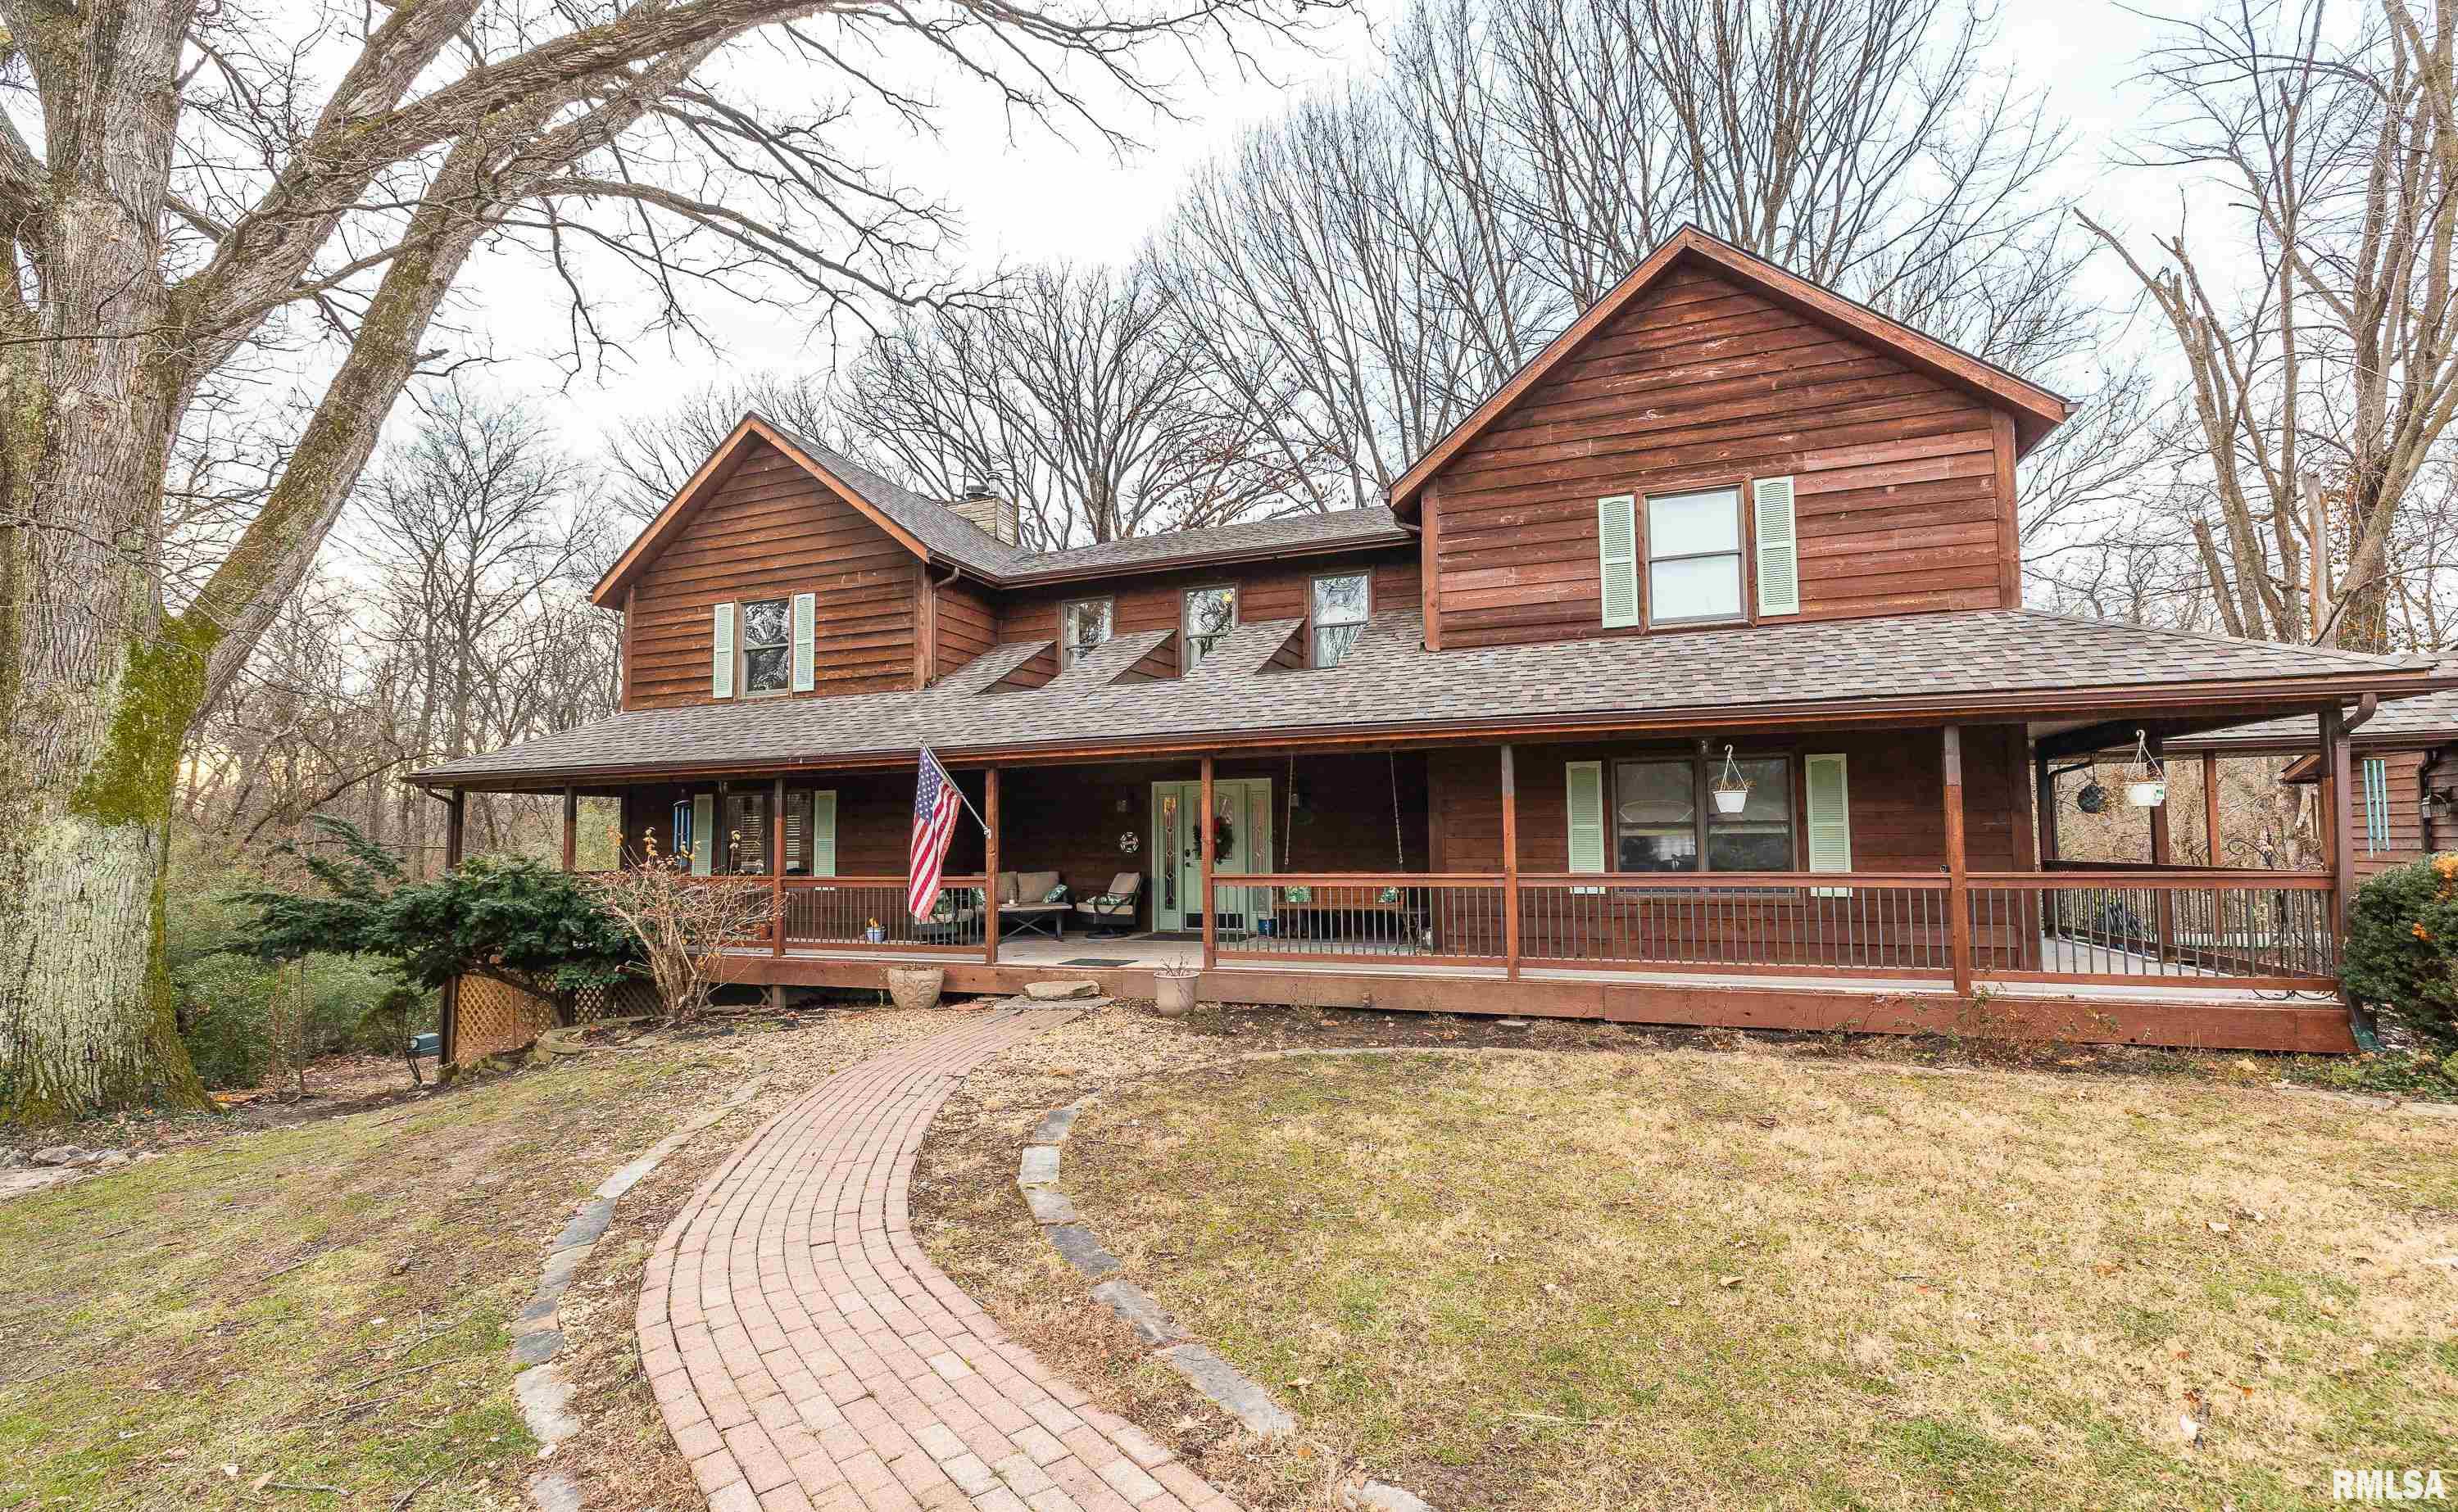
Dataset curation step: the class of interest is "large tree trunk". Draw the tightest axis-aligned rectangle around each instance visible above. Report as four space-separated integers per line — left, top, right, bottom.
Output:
0 0 215 1121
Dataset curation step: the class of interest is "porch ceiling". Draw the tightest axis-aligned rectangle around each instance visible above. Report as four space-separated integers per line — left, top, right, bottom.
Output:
415 607 2451 791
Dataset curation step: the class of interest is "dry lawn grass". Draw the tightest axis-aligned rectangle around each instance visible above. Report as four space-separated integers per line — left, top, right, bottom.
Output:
0 1004 950 1512
1044 1046 2458 1511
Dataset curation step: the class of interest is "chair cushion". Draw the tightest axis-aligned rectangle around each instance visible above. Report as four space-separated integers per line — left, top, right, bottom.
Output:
1016 870 1061 901
1107 871 1142 897
996 871 1020 903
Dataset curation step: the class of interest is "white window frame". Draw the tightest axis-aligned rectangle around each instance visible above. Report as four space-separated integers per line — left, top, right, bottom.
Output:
736 595 795 697
1182 585 1238 669
1309 571 1371 668
1059 596 1114 668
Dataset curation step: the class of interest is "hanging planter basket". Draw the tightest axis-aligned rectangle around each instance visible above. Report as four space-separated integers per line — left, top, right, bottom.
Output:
2122 729 2168 809
1710 744 1753 815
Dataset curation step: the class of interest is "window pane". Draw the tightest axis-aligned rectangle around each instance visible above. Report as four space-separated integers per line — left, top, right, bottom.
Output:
724 793 769 875
744 644 790 692
1647 489 1740 556
1614 760 1695 872
1185 587 1236 665
1649 554 1744 622
741 597 790 648
1313 573 1368 624
1707 758 1792 872
1313 621 1363 668
1062 600 1111 666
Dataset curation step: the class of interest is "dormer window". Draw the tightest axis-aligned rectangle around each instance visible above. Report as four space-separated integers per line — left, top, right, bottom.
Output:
1183 586 1236 668
740 597 792 693
1311 573 1368 668
1059 597 1113 668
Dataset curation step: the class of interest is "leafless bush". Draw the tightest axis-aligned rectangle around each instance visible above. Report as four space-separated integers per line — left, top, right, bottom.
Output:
590 842 779 1025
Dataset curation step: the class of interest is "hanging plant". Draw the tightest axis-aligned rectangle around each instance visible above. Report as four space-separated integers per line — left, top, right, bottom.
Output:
2122 729 2167 808
1710 744 1753 816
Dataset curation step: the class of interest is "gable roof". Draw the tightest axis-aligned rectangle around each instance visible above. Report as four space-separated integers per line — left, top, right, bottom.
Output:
415 607 2444 787
1385 225 2072 517
591 414 1413 606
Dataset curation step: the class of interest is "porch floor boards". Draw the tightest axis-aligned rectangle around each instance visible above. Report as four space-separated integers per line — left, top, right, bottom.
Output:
755 933 2333 1011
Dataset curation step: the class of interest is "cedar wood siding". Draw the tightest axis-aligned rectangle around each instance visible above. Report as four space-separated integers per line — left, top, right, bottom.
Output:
992 550 1422 650
1426 726 2034 875
929 576 997 685
1424 265 2017 650
2354 749 2433 881
623 437 920 710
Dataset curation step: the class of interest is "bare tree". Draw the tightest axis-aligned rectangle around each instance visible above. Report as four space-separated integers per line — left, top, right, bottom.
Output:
0 0 1340 1120
1159 0 2108 517
604 371 867 523
840 260 1323 546
2079 0 2458 650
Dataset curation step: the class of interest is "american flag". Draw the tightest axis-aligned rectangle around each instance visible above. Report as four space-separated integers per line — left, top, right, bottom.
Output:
908 747 965 921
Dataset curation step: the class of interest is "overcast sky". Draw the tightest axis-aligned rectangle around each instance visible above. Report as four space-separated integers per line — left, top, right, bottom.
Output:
445 0 2216 467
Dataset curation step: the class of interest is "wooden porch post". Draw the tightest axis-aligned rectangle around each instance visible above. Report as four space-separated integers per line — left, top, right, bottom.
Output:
984 767 1002 967
2323 704 2353 942
441 788 465 1065
1200 756 1217 971
560 785 577 871
1944 727 1972 995
2202 751 2222 867
2034 749 2061 867
771 776 787 957
2147 735 2173 959
1500 745 1521 979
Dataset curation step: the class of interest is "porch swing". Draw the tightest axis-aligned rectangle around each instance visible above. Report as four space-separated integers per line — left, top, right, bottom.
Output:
1267 752 1417 953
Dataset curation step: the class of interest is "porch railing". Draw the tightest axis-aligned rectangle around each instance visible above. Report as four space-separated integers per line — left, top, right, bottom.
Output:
1210 875 1510 967
1208 868 2341 992
1969 871 2338 989
777 875 989 953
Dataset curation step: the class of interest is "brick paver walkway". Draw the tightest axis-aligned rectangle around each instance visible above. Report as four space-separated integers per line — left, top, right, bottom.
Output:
635 1007 1240 1512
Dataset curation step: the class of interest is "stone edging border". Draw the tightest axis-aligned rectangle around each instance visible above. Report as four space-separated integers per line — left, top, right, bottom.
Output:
512 1073 768 1512
1016 1084 1435 1512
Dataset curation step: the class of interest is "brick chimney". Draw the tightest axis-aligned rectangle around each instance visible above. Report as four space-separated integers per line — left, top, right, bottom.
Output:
946 483 1018 545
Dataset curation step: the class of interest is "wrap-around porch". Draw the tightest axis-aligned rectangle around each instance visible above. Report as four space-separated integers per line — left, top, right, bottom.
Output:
501 718 2362 1053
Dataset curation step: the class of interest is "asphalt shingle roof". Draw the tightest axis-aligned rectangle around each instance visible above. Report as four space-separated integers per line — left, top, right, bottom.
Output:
2165 684 2458 751
772 423 1409 583
415 609 2441 785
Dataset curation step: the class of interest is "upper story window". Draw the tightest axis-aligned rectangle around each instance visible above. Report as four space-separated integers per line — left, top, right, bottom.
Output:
740 597 792 694
1059 597 1113 668
1646 487 1746 625
1311 573 1369 668
1184 585 1236 668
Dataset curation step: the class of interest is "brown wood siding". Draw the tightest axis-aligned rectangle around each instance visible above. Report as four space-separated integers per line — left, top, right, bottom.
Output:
622 437 920 709
1426 267 2015 650
2356 749 2433 881
932 577 996 685
992 550 1421 650
1429 727 2026 874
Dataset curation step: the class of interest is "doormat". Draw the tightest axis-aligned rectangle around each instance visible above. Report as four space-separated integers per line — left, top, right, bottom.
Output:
1143 930 1202 942
1059 957 1135 968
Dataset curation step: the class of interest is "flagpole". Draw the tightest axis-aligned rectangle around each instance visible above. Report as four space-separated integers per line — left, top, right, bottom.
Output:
923 746 994 839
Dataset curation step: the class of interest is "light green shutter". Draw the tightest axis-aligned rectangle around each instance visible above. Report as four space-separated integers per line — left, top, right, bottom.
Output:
1597 496 1639 628
690 793 715 876
1804 754 1851 895
1753 476 1799 616
711 603 736 699
791 592 817 692
809 790 837 877
1566 760 1607 874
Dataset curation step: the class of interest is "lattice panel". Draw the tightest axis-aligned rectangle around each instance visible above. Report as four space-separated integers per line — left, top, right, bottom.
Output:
451 975 665 1064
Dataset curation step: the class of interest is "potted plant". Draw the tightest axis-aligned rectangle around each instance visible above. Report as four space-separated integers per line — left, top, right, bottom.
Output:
2122 730 2167 808
1710 745 1753 815
864 917 886 944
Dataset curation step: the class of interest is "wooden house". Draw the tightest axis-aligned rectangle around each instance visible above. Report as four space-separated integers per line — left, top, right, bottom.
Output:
416 229 2452 1057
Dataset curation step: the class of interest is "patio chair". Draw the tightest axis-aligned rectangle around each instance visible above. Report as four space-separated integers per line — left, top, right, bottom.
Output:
996 870 1071 940
1073 873 1145 938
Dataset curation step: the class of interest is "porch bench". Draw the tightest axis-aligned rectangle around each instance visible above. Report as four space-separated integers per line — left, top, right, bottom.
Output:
995 870 1071 940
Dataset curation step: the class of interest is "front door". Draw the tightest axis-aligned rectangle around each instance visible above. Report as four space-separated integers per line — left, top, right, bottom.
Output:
1150 778 1272 933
